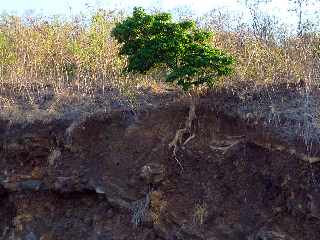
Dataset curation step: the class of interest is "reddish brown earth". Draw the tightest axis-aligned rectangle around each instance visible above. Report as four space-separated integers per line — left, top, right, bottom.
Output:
0 91 320 240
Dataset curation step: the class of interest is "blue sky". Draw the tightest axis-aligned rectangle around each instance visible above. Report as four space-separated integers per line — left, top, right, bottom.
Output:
1 0 318 28
0 0 288 15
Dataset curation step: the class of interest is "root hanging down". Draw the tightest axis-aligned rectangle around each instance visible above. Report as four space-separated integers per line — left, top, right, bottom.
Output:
169 96 197 169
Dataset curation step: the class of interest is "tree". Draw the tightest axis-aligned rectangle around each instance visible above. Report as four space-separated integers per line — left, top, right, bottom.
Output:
111 7 234 91
111 7 234 164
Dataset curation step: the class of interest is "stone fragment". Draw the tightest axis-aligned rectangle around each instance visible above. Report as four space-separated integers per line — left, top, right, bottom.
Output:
95 186 106 194
24 232 38 240
140 163 165 184
19 180 43 191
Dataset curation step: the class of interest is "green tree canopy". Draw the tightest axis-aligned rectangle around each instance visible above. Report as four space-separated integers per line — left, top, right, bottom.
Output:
111 7 234 91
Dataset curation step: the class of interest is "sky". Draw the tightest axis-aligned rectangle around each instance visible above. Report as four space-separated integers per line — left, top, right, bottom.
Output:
0 0 318 29
0 0 289 15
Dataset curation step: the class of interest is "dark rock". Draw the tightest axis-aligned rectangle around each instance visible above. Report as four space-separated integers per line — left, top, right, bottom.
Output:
308 191 320 219
96 232 113 240
19 180 44 191
249 228 294 240
106 209 114 218
141 229 157 240
53 177 78 193
24 232 38 240
0 184 6 196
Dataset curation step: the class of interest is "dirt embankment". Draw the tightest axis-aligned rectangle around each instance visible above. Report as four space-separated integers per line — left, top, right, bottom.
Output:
0 90 320 240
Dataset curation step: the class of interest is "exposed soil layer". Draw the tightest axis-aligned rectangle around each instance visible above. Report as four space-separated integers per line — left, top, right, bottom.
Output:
0 94 320 240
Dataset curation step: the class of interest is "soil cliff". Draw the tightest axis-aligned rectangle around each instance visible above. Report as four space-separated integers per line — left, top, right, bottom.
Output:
0 89 320 240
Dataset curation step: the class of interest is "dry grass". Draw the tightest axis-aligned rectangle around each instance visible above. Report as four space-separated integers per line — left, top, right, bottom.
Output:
149 190 168 225
193 201 208 226
0 10 165 122
0 8 319 122
213 31 320 94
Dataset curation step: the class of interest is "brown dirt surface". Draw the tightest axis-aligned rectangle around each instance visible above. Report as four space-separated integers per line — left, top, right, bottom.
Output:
0 86 320 239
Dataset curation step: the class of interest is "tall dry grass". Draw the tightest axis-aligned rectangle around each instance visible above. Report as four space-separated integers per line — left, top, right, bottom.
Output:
0 8 319 121
0 10 164 121
214 31 320 91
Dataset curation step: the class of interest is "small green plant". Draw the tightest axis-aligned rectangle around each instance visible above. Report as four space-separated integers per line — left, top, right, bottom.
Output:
111 7 234 91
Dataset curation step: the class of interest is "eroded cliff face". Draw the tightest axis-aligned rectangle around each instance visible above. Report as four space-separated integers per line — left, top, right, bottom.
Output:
0 96 320 240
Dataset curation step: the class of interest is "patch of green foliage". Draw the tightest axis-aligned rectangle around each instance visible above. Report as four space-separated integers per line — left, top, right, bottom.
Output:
111 7 235 91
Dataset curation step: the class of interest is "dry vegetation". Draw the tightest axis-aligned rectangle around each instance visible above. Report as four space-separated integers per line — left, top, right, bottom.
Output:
214 31 320 91
0 10 166 122
0 6 319 122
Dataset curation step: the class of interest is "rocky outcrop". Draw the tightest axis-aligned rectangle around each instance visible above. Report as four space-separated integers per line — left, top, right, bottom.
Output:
0 94 320 239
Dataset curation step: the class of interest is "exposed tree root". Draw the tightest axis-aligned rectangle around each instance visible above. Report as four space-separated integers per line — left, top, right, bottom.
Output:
209 140 244 158
208 135 246 158
169 95 198 170
183 133 196 146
